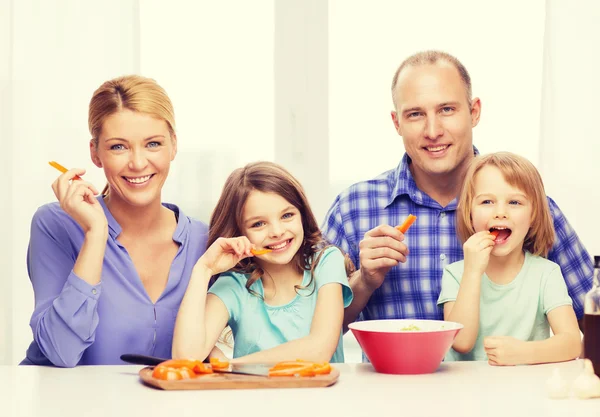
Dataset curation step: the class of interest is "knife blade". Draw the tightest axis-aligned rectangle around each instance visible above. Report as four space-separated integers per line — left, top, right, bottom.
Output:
120 353 271 377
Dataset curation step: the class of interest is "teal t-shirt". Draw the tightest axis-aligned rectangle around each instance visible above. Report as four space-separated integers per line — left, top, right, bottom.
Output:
437 251 573 361
208 246 353 363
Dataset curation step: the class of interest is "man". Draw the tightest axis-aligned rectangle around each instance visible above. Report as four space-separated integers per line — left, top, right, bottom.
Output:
322 50 593 334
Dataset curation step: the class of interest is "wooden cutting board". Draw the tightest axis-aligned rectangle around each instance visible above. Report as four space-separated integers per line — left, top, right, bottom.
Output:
139 366 340 390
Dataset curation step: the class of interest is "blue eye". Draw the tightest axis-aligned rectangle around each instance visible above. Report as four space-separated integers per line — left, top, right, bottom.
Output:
481 200 493 204
282 212 294 219
110 144 126 151
147 141 161 148
509 200 521 205
440 106 454 114
251 221 265 228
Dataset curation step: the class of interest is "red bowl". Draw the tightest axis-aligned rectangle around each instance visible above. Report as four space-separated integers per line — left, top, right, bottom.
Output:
348 319 463 374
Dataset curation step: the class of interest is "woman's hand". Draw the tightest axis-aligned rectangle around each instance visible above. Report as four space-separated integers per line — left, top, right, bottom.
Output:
51 168 107 234
194 236 254 277
462 231 495 278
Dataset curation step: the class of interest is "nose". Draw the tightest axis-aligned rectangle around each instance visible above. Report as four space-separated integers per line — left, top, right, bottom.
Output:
268 221 285 238
128 148 148 171
494 203 508 219
425 115 444 140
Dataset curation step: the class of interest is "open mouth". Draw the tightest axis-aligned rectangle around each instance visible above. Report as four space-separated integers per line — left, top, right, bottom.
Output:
266 238 293 252
123 174 155 185
489 227 512 244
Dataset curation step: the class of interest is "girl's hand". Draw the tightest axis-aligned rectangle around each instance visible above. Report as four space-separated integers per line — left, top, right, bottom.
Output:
484 336 528 366
462 231 495 277
51 168 107 234
195 236 254 277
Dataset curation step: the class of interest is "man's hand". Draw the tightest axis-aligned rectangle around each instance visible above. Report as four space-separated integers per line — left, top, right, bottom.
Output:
484 336 528 366
358 225 409 291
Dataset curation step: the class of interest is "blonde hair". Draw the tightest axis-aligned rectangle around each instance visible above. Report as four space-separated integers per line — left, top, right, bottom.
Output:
391 50 472 108
456 152 555 257
88 75 176 195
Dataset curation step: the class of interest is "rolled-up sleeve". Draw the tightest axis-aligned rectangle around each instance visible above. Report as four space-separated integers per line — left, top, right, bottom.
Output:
27 205 101 367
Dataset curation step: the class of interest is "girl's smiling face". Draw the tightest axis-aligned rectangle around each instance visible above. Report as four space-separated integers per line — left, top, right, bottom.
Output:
470 165 533 257
241 190 304 267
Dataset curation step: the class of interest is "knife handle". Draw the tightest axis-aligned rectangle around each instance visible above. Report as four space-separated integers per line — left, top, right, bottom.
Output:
120 353 168 366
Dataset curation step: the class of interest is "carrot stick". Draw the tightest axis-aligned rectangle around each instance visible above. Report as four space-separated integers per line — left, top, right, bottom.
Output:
49 161 82 180
251 248 272 256
396 214 417 234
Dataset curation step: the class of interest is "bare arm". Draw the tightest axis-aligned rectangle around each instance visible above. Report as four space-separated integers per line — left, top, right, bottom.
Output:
172 237 253 360
523 306 581 364
232 283 344 364
443 271 483 354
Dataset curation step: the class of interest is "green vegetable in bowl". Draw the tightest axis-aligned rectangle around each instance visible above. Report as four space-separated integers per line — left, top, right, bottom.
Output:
400 324 420 331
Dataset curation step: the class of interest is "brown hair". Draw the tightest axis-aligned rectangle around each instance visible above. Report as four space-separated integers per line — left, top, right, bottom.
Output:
391 50 472 108
88 75 176 195
456 152 555 257
208 161 355 296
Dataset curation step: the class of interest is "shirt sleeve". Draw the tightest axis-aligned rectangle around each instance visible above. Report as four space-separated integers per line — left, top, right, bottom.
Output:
208 273 244 325
542 264 573 315
546 197 594 319
437 263 462 306
321 197 359 269
313 247 354 308
27 205 102 367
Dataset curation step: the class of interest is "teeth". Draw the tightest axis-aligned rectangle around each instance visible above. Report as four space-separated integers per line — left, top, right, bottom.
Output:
125 175 151 184
426 145 448 152
268 241 288 250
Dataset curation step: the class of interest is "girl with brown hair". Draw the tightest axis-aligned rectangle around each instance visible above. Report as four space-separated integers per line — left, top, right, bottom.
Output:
173 161 354 363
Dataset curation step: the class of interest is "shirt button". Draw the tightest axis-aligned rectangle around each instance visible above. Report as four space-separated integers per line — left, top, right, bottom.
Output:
440 254 446 260
92 289 98 295
440 212 446 218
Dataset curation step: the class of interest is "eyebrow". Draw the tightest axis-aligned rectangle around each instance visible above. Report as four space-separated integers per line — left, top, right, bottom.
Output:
104 135 166 143
244 205 297 224
475 193 528 199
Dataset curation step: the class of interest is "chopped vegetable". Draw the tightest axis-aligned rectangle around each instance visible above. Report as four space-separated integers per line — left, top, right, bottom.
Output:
268 360 332 377
396 215 417 234
209 357 230 370
400 324 421 331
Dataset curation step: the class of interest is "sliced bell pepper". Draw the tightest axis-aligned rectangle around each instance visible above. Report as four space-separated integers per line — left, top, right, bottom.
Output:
152 364 196 380
209 357 230 370
268 360 332 377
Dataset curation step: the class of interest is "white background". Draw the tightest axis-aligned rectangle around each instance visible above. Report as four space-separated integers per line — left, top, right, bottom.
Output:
1 0 598 365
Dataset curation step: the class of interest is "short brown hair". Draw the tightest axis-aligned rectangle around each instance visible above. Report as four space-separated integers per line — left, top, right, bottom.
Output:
208 161 354 295
391 50 472 107
456 152 555 257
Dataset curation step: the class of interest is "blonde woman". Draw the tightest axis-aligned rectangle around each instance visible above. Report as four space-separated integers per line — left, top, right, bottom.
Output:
22 75 209 367
437 152 582 365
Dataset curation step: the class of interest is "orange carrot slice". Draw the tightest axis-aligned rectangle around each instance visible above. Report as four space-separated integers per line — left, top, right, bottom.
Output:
396 214 417 234
251 248 272 255
48 161 82 180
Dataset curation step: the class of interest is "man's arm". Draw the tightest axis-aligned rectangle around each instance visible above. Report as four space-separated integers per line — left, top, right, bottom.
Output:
547 197 594 333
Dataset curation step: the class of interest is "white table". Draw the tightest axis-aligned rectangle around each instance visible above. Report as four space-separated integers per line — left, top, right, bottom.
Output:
3 360 599 417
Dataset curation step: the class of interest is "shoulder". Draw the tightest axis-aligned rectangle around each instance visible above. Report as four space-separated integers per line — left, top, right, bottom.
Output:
332 169 395 209
313 246 345 268
445 259 466 278
525 252 561 277
211 270 250 291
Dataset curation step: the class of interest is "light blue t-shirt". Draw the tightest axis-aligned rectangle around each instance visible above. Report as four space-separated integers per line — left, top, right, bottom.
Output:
208 246 353 363
437 251 573 361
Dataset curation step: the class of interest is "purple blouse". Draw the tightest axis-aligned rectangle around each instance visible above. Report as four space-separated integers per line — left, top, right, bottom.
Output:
21 197 208 367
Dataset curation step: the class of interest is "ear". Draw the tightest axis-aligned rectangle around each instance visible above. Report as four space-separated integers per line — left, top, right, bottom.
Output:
391 110 402 135
170 133 178 161
89 139 102 168
470 97 482 128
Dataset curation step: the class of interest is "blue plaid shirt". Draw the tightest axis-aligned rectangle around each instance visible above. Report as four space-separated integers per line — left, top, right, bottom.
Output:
322 151 594 322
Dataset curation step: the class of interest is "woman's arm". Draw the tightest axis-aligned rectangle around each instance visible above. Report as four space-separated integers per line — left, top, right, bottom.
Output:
231 283 344 364
28 205 108 367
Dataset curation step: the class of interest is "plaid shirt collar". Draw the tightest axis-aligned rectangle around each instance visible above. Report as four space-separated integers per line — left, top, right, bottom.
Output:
387 145 480 209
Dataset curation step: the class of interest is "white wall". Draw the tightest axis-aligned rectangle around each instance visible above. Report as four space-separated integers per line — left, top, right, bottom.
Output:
3 0 599 365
